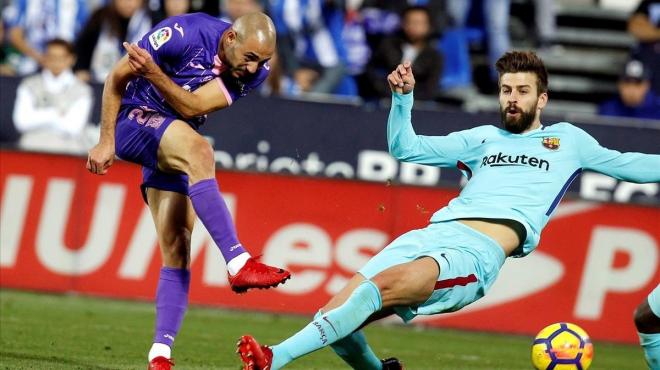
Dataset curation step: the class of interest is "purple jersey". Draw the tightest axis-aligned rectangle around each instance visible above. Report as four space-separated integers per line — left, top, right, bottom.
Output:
121 13 269 128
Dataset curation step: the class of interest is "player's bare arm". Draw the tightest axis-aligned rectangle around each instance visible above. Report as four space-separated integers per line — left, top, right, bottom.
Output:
123 42 229 119
87 55 135 175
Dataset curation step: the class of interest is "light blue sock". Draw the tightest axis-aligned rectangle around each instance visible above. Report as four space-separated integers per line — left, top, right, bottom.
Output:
330 329 383 370
312 311 382 370
271 280 382 369
639 332 660 370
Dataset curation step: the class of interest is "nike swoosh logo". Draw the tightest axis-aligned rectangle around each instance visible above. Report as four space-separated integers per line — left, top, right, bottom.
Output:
322 316 338 336
440 253 450 267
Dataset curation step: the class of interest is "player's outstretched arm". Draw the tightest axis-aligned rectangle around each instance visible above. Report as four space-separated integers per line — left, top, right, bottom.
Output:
123 42 229 119
575 126 660 183
386 62 474 167
87 55 134 175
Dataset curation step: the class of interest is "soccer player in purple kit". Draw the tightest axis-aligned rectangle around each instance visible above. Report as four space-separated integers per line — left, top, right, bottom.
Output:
85 12 290 370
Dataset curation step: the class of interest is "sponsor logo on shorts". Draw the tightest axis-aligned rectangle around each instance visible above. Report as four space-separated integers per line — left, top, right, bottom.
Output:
480 152 550 171
128 107 166 129
149 27 172 50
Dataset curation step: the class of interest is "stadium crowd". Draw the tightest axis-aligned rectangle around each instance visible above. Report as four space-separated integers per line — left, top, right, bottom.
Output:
0 0 658 151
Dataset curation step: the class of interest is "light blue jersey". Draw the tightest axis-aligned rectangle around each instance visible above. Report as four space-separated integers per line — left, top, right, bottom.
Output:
388 92 660 257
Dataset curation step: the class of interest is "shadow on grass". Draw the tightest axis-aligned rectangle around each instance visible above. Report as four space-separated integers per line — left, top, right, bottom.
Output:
0 351 117 369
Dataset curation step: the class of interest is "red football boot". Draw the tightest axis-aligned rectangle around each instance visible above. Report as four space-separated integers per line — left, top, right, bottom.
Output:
228 256 291 293
381 357 404 370
237 335 273 370
147 356 174 370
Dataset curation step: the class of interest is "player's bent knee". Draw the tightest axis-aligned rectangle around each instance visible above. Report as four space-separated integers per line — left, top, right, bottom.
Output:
373 259 438 308
185 138 216 183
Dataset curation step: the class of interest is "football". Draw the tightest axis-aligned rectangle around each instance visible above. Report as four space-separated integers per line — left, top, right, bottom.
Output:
531 322 594 370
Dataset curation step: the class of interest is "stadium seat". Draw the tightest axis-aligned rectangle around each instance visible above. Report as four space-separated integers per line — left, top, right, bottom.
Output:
332 75 359 97
438 28 483 90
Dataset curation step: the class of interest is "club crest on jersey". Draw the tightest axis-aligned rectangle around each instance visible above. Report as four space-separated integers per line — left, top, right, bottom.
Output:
149 27 172 50
542 137 560 150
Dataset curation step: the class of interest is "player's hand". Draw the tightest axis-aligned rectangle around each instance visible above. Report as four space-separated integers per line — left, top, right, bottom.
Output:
86 141 115 175
123 42 159 78
387 62 415 95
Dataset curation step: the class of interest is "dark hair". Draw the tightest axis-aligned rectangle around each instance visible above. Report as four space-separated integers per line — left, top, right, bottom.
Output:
46 38 75 55
495 51 548 94
402 5 432 20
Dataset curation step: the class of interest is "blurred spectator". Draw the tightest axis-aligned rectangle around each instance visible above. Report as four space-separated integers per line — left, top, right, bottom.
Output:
87 0 108 12
355 0 446 51
599 59 660 120
270 0 348 95
4 0 88 76
261 49 285 96
534 0 557 50
359 5 442 101
151 0 191 25
74 0 152 82
445 0 511 80
627 0 660 93
12 39 93 153
0 7 17 76
220 0 263 22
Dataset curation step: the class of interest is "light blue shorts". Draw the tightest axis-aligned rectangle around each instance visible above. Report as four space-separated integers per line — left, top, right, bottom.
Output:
649 283 660 318
359 221 506 322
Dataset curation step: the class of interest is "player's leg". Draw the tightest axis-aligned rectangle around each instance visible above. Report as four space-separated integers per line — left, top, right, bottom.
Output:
317 275 386 370
146 188 195 368
156 120 290 292
635 284 660 370
239 258 439 370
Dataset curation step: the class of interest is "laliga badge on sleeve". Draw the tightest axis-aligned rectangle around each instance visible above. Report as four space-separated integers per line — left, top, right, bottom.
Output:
149 27 172 50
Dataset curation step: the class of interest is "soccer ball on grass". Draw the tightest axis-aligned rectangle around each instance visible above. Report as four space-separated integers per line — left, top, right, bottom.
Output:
531 322 594 370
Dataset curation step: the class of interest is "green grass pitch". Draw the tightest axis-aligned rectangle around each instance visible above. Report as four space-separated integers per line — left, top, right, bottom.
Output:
0 289 645 369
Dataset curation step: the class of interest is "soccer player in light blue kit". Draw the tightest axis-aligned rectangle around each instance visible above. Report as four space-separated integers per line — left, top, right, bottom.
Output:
636 283 660 369
86 12 290 370
237 51 660 370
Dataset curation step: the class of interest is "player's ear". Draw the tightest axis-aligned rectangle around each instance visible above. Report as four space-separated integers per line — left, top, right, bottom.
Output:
226 29 238 47
537 91 548 110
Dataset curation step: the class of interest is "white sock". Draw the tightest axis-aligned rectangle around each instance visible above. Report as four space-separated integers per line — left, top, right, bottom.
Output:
148 343 171 361
227 252 251 275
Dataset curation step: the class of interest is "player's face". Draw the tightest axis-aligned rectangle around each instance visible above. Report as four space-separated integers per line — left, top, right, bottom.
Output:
224 35 274 78
498 72 547 134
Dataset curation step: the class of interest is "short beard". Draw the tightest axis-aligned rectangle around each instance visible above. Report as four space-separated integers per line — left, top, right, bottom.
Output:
501 102 537 134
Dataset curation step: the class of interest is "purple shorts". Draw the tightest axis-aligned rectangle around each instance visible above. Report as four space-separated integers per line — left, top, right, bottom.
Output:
115 105 190 202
